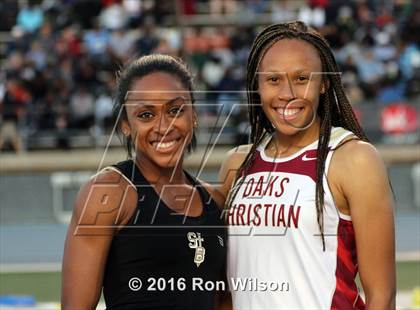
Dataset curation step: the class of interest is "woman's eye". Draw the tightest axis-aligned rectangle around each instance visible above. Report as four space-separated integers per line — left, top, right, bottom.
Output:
297 76 309 82
169 106 184 115
138 112 154 119
268 76 279 83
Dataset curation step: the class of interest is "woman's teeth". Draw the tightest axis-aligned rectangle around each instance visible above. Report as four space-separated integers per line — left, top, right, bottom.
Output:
156 140 176 149
277 108 301 116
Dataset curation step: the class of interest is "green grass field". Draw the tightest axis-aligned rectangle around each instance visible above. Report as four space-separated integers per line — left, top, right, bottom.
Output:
0 261 419 302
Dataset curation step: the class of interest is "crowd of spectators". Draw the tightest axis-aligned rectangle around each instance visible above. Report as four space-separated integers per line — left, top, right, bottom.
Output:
0 0 419 151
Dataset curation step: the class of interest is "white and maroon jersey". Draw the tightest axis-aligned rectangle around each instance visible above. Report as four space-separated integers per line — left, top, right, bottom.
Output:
227 127 365 310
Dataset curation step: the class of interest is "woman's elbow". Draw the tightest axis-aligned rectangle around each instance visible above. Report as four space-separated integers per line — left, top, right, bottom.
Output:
365 289 396 310
61 299 97 310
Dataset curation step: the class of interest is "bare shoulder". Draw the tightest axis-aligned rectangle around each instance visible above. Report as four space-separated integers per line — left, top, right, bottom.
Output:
333 139 383 168
198 179 226 209
227 144 253 157
217 144 253 198
331 139 389 193
73 168 138 233
220 144 252 179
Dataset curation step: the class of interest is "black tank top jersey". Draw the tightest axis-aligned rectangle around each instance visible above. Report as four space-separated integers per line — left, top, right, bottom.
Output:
103 160 227 310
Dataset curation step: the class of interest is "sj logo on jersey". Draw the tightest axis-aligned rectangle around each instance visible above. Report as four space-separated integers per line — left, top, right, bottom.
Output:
187 232 205 267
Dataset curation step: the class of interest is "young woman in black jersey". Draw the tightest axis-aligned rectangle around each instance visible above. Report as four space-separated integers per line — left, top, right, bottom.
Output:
61 54 228 310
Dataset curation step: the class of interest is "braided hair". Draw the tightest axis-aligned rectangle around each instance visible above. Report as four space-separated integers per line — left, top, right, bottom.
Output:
225 21 368 250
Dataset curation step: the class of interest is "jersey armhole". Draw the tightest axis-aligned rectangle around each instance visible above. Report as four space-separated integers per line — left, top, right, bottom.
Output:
332 136 361 151
324 130 356 220
91 166 138 230
91 166 137 192
325 130 357 176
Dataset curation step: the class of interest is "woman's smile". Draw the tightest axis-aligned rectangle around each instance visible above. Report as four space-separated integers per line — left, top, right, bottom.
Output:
151 136 183 153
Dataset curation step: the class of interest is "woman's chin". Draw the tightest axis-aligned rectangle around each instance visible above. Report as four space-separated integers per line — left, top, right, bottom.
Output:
152 155 184 170
272 116 318 136
272 123 305 136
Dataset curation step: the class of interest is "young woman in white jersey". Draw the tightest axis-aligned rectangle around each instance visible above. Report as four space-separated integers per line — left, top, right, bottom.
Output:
219 21 395 309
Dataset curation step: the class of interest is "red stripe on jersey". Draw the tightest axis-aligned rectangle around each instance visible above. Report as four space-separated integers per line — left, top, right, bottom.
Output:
337 239 356 275
331 219 365 309
245 150 318 182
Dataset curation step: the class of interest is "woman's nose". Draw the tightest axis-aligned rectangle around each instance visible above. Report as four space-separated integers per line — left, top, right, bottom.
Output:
153 112 173 135
277 75 296 101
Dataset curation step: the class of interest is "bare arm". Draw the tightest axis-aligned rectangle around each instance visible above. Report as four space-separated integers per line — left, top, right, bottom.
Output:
333 141 396 309
218 145 251 199
216 291 232 310
61 170 137 309
213 145 251 310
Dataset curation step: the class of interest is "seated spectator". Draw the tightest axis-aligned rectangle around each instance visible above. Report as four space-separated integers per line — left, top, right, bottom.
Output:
154 38 178 57
356 50 386 98
271 1 296 23
37 90 57 130
72 56 99 90
83 20 110 64
209 0 237 15
216 67 242 114
342 71 364 105
99 2 128 30
0 0 19 31
122 0 143 28
36 21 55 53
210 28 230 50
69 86 95 130
0 77 30 152
399 41 420 81
202 54 226 113
108 28 135 63
378 81 406 104
298 3 326 28
134 21 160 56
245 0 268 14
61 25 83 58
16 2 43 34
184 27 212 70
26 40 47 70
94 86 114 135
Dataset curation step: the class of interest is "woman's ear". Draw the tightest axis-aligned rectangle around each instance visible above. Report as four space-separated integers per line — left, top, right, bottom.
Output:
121 120 131 137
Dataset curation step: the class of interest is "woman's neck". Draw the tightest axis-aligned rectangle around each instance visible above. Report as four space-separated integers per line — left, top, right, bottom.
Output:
268 119 321 157
135 156 187 186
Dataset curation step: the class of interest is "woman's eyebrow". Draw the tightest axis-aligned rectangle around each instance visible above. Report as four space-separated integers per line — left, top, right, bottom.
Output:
166 96 187 106
129 96 187 112
257 69 311 75
128 102 157 111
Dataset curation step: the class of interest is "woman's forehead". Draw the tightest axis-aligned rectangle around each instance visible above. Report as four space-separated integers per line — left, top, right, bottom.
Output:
259 38 322 73
125 90 191 102
130 72 186 91
126 72 190 102
124 96 190 111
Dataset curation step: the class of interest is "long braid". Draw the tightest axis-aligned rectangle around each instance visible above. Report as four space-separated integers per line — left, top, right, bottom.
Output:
226 21 368 251
308 35 368 249
316 87 332 250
